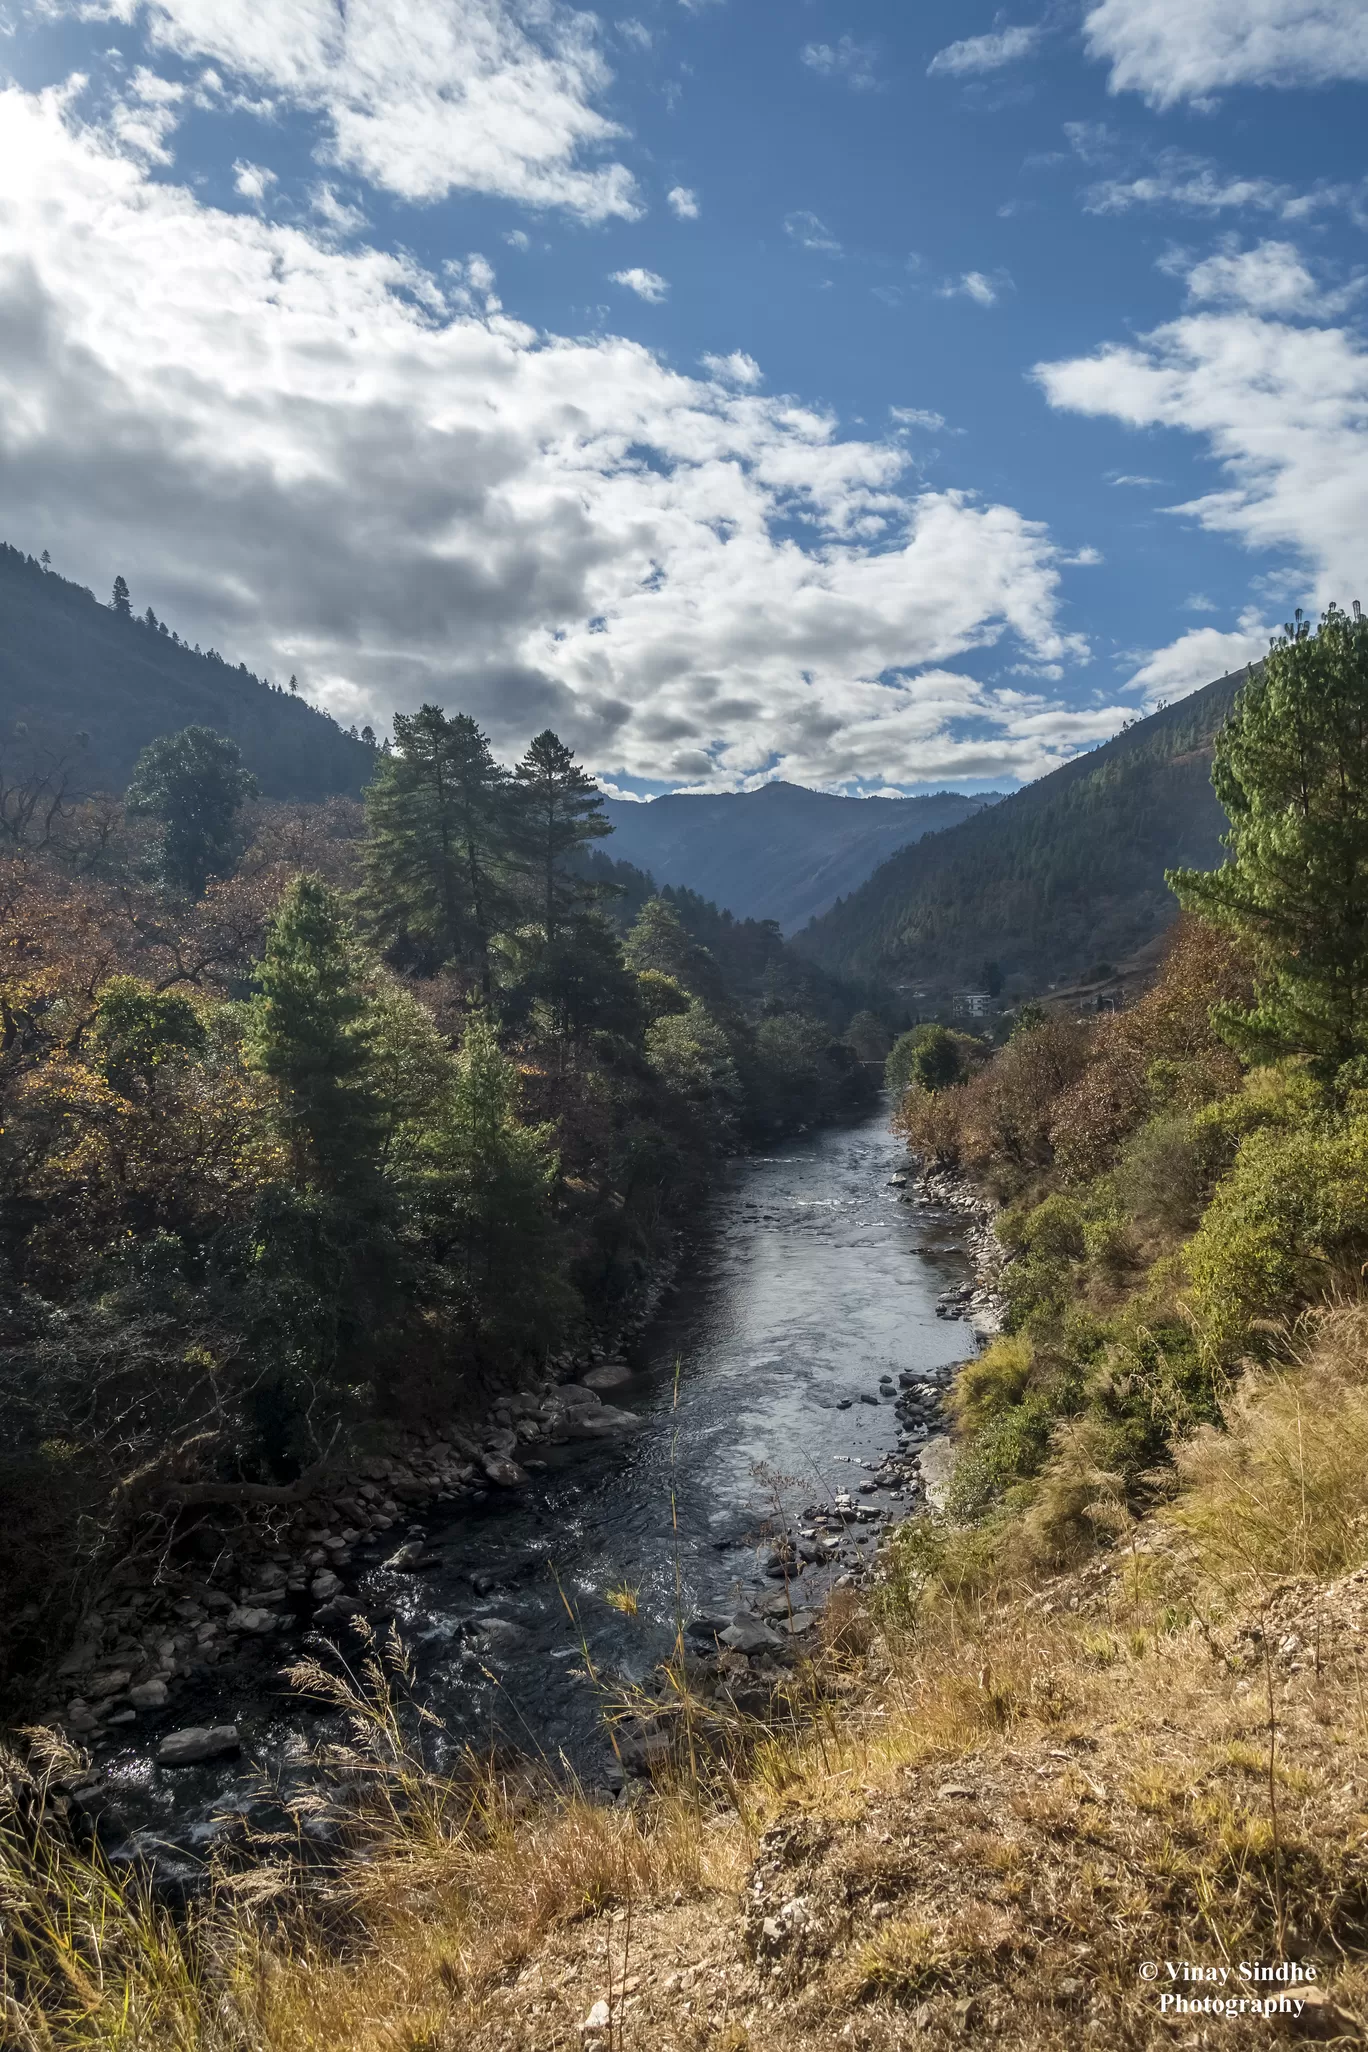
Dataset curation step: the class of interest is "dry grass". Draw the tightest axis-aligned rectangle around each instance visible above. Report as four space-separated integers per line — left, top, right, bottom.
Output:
1173 1299 1368 1601
12 1304 1368 2048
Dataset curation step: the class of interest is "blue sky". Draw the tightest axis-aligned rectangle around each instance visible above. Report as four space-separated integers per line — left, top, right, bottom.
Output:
0 0 1365 795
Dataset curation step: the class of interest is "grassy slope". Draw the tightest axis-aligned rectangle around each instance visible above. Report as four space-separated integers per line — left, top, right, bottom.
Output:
7 1310 1368 2047
0 544 374 800
795 675 1245 994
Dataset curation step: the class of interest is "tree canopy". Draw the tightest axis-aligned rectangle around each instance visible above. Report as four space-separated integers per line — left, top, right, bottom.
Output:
1171 604 1368 1080
124 724 259 896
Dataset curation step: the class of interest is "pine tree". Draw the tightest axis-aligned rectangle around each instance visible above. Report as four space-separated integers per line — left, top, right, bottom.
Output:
111 574 131 618
416 1013 568 1350
125 725 259 897
511 729 612 942
1171 604 1368 1079
246 875 383 1192
363 705 511 996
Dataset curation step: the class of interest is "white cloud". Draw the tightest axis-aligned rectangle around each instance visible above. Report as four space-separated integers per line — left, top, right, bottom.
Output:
1108 472 1165 486
42 0 643 219
0 85 1105 791
617 18 652 50
928 25 1041 77
1184 591 1216 609
1083 0 1368 105
890 407 947 430
232 158 276 203
503 227 530 250
800 37 878 90
666 184 699 220
701 351 762 387
1181 237 1363 317
311 182 367 234
611 265 669 302
784 210 841 254
1126 618 1270 707
939 270 1005 308
1036 306 1368 614
1083 153 1367 222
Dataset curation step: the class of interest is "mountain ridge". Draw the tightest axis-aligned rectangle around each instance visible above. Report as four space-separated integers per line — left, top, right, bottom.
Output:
793 669 1249 996
601 782 1000 932
0 543 374 801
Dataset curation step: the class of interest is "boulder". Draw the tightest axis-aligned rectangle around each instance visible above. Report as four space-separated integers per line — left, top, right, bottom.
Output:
226 1606 279 1634
582 1361 634 1391
157 1724 240 1767
719 1616 782 1655
482 1452 528 1488
128 1678 169 1710
309 1571 343 1602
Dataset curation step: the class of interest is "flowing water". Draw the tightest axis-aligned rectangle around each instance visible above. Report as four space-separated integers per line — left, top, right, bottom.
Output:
86 1101 976 1866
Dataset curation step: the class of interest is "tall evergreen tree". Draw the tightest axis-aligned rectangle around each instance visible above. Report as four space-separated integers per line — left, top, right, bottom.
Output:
1171 604 1368 1079
417 1013 570 1351
511 729 612 941
246 875 382 1192
111 574 131 618
363 705 510 997
125 725 259 896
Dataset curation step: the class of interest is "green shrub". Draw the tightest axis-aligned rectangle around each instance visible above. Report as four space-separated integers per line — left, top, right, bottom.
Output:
1185 1114 1368 1364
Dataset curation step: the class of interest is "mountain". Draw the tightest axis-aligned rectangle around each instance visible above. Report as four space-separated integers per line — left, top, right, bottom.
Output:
600 782 999 932
0 543 374 800
794 670 1248 996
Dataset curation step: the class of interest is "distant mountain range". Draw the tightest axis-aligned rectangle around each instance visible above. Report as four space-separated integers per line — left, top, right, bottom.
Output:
793 672 1246 997
0 543 373 800
601 783 999 933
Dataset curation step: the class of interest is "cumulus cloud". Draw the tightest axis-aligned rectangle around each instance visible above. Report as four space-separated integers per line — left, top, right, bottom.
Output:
1126 618 1271 707
1036 300 1368 613
1083 0 1368 106
1183 239 1324 313
928 25 1041 77
610 265 669 301
0 85 1108 792
800 37 879 90
701 351 762 387
42 0 642 218
666 184 699 220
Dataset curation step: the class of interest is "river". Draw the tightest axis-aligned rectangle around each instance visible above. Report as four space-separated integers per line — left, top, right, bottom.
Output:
82 1101 976 1869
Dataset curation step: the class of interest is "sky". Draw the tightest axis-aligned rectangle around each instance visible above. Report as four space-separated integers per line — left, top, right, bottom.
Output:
0 1 1364 798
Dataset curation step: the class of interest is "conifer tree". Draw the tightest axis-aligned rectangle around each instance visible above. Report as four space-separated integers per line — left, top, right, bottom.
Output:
246 875 383 1192
511 729 612 941
111 574 131 618
125 725 259 897
363 705 511 997
417 1013 569 1349
1171 603 1368 1078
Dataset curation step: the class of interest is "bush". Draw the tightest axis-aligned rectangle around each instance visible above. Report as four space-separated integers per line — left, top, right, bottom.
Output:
1185 1114 1368 1365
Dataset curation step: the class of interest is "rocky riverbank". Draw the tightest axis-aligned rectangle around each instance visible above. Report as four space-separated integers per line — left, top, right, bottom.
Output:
37 1250 683 1758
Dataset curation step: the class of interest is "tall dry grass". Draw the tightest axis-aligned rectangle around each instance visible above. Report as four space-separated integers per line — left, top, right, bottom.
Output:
1172 1299 1368 1600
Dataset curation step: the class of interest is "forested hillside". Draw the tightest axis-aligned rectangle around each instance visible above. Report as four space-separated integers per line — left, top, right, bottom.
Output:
0 710 878 1701
796 671 1246 994
0 543 373 800
602 781 997 930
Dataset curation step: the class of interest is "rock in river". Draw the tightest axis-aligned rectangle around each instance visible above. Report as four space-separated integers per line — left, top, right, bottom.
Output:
157 1724 241 1767
482 1451 528 1488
